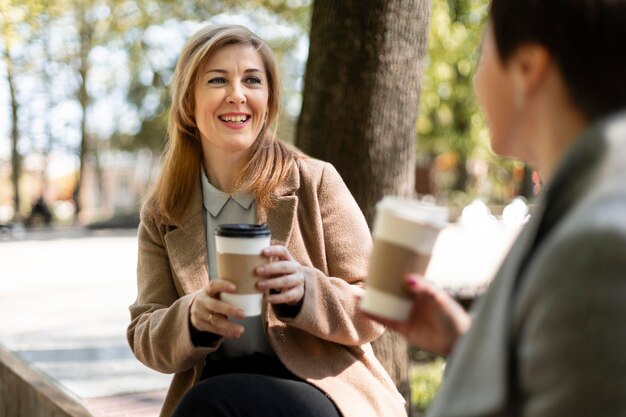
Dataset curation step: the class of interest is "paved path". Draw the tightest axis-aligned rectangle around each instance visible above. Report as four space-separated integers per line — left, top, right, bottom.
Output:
0 223 520 415
0 227 170 415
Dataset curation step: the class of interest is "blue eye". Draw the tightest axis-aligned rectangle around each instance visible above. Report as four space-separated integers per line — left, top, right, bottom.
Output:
208 77 226 84
246 76 262 84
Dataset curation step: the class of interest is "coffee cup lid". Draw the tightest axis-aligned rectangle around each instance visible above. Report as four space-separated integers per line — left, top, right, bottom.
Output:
215 223 271 237
376 196 448 228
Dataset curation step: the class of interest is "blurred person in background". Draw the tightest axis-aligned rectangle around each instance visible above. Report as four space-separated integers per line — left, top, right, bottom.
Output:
127 24 405 417
365 0 626 416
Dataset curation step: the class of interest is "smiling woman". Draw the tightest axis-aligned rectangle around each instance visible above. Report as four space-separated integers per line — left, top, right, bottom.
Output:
194 43 270 189
126 24 406 417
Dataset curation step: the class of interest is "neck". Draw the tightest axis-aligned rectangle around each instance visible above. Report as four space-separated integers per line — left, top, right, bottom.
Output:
202 148 250 193
532 106 588 183
522 68 589 183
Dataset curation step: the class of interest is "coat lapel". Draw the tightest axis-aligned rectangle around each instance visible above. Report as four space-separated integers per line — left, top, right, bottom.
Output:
163 161 301 296
256 160 300 247
163 179 210 296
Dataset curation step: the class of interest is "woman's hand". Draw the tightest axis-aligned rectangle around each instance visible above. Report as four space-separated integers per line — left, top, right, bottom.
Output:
361 274 471 357
190 279 246 339
256 245 305 306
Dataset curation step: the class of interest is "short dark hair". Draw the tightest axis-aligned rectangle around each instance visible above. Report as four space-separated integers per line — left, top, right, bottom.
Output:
490 0 626 120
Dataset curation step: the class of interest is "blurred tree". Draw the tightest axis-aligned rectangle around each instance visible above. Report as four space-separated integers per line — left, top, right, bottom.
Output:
71 0 145 216
0 0 51 217
0 0 22 217
416 0 533 207
32 0 63 191
1 0 311 221
416 0 489 201
296 0 431 413
111 0 310 153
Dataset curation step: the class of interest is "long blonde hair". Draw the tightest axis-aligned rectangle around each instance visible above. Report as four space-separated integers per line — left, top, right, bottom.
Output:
151 24 298 224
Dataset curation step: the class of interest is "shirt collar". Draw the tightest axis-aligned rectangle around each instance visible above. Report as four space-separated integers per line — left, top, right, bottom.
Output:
200 169 255 217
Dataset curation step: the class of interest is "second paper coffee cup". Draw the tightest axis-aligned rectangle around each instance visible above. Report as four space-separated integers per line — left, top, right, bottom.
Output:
215 223 271 316
361 197 448 321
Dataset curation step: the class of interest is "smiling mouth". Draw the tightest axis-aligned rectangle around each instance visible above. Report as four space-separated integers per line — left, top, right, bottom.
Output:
219 115 250 124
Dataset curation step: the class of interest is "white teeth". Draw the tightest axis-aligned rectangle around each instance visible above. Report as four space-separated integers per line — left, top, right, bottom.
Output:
220 115 248 123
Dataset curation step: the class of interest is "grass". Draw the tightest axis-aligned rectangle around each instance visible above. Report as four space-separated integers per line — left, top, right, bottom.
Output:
410 358 445 415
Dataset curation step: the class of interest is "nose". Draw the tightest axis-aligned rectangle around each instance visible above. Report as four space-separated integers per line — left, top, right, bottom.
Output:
226 82 246 104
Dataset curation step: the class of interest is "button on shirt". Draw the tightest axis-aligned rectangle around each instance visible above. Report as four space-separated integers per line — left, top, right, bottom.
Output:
200 170 274 358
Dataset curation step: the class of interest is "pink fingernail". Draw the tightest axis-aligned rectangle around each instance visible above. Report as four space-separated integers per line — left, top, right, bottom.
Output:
406 275 418 286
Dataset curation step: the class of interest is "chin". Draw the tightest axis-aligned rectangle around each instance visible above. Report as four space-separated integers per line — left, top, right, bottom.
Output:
224 141 256 154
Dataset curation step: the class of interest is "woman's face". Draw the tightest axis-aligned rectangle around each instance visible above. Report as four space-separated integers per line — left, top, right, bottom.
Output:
194 43 269 157
474 25 520 158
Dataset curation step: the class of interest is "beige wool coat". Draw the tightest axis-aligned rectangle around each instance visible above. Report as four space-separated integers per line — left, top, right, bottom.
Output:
127 157 406 417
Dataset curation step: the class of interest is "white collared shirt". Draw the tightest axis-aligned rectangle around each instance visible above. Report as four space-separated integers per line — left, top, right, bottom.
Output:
200 169 274 358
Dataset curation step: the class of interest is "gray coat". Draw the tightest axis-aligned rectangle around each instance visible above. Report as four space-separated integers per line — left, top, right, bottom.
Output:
428 112 626 417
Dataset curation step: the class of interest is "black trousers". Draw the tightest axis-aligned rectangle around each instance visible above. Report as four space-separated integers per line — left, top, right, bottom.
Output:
171 353 342 417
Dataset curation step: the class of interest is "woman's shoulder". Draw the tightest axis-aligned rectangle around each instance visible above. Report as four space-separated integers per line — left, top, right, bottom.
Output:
294 155 342 183
292 156 356 205
139 196 167 226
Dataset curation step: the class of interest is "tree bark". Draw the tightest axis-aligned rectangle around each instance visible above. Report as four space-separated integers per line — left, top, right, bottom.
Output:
2 38 21 218
297 1 432 414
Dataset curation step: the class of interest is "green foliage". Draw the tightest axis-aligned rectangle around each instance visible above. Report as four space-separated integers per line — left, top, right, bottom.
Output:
107 0 310 150
417 0 524 205
0 0 310 154
410 358 445 413
418 0 488 155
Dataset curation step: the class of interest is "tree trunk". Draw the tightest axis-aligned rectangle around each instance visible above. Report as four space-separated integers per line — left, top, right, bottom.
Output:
3 41 21 219
74 2 93 220
297 1 432 413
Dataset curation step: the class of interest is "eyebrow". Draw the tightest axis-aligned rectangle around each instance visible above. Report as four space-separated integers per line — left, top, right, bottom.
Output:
205 68 265 74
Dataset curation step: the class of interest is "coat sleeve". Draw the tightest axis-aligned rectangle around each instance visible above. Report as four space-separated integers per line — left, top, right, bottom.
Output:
516 228 626 416
126 204 218 374
275 162 385 346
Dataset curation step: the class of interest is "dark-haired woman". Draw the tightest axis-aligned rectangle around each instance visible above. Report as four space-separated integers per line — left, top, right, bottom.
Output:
366 1 626 416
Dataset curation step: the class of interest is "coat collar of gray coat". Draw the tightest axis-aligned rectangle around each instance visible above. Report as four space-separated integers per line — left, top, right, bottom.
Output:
426 111 626 417
163 160 300 294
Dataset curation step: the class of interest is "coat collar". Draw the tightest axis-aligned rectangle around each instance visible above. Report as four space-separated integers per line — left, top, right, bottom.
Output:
163 161 300 295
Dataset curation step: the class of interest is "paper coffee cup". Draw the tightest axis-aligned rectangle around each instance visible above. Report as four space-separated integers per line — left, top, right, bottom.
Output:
215 224 271 316
361 197 448 321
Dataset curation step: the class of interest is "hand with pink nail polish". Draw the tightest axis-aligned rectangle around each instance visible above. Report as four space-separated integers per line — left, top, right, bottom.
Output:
361 274 471 356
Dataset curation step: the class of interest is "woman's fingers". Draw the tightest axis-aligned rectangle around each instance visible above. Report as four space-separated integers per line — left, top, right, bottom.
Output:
202 279 244 318
205 297 246 320
258 270 305 305
265 280 304 305
190 280 246 337
261 245 294 261
202 311 244 338
257 245 305 306
257 266 302 287
205 278 237 297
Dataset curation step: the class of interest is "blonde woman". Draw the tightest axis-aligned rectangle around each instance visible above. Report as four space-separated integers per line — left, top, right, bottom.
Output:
127 24 405 417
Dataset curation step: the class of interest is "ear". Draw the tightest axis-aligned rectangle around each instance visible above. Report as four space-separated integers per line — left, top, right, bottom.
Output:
509 44 551 107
